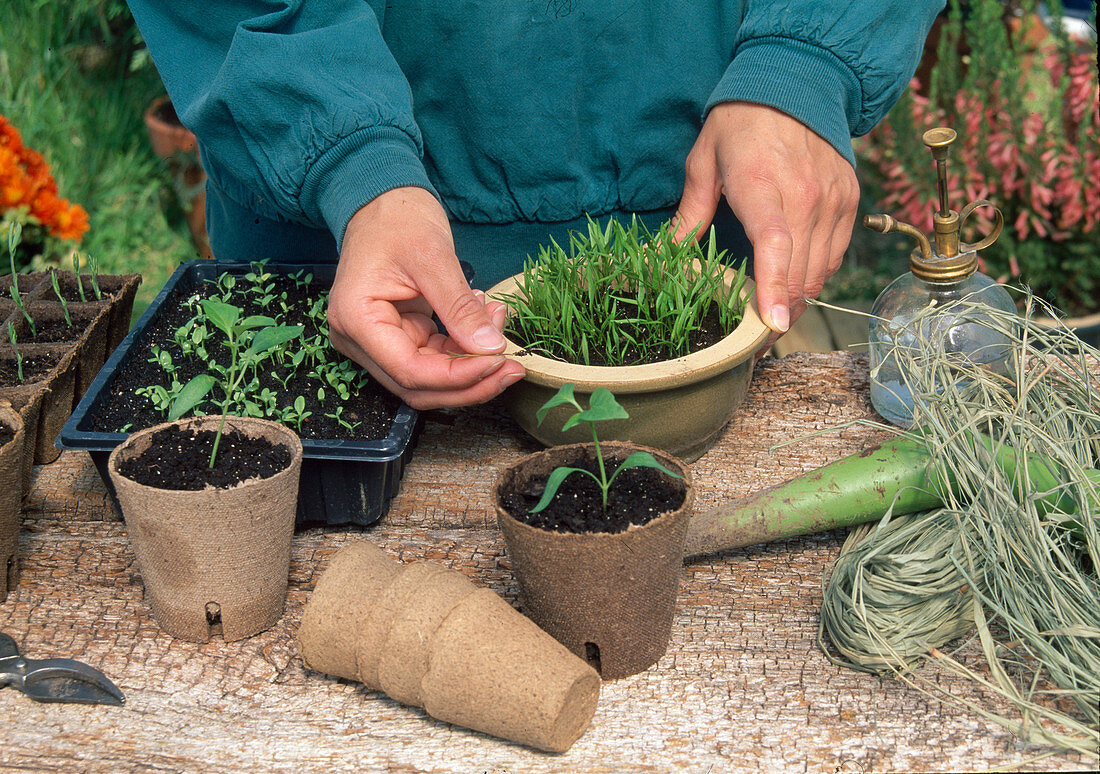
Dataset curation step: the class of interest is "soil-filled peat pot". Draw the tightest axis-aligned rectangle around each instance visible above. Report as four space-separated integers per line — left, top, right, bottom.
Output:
495 441 694 679
107 415 302 642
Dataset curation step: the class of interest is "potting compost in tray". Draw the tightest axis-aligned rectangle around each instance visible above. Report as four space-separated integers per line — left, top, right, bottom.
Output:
58 260 420 527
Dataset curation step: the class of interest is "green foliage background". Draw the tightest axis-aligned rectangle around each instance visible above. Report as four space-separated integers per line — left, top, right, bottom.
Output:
0 0 195 320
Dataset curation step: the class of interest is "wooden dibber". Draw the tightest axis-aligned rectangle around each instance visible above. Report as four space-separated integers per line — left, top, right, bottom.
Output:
298 541 601 753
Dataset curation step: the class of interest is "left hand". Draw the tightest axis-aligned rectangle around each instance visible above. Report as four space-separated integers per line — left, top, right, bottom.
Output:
673 101 859 351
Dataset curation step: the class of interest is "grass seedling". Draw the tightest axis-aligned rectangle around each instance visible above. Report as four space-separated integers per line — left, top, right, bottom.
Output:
49 270 72 326
87 252 102 301
72 252 86 302
7 322 23 382
6 223 35 338
168 297 303 468
529 383 681 513
502 216 750 366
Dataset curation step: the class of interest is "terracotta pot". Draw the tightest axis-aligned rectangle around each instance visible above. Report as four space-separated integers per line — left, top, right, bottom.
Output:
107 415 302 641
495 441 694 679
143 95 212 259
298 541 601 753
0 402 25 602
487 271 769 462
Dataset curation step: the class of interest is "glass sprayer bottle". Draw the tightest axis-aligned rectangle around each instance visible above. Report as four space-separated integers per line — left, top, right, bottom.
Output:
863 127 1016 427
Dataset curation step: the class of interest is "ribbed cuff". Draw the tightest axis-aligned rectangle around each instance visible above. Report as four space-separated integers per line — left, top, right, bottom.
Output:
706 37 862 168
303 126 438 247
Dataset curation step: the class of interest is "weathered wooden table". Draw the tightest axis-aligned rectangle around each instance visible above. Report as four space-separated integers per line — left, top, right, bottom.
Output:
2 352 1095 773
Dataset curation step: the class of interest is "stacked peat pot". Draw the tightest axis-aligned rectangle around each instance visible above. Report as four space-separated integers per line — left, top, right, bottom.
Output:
0 269 140 492
298 540 601 753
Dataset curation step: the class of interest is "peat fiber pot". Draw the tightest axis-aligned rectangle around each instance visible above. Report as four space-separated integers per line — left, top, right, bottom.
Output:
0 402 25 602
488 272 769 462
298 541 601 753
107 415 302 641
495 441 694 679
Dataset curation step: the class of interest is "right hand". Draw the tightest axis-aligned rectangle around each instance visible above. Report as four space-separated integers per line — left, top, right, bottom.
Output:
327 187 526 410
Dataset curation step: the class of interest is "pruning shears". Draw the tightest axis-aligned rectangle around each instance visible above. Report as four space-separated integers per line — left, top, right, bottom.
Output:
0 632 124 706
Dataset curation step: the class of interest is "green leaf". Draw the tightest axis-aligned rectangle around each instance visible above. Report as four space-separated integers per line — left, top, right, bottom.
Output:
200 298 241 335
606 451 682 489
529 466 598 513
294 395 305 413
239 315 277 330
535 383 579 426
565 387 628 429
245 325 304 357
168 375 217 421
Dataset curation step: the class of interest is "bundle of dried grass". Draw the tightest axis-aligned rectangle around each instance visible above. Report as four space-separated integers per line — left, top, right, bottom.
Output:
819 292 1099 756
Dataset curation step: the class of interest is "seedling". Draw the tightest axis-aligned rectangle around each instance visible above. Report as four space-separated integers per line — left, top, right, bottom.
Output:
504 216 750 366
168 297 303 467
87 251 102 300
325 405 362 433
7 322 23 382
529 383 681 513
6 223 35 338
72 252 86 301
49 270 72 326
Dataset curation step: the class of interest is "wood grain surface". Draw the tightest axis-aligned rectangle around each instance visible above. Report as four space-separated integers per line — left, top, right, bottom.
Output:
2 353 1095 773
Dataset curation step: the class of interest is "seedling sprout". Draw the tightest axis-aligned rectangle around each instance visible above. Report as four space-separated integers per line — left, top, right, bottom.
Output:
530 383 681 513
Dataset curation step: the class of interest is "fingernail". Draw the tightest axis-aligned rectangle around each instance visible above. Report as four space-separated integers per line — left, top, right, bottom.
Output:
500 372 524 389
479 355 506 377
472 325 505 351
769 305 790 333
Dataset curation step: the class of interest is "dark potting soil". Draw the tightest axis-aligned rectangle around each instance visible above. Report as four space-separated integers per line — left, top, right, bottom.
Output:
117 424 292 490
0 352 61 385
49 275 96 304
88 271 402 440
0 426 14 447
25 315 93 344
501 453 686 534
508 306 730 367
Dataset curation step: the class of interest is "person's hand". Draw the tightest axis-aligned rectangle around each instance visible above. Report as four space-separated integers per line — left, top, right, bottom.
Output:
327 186 525 410
673 101 859 349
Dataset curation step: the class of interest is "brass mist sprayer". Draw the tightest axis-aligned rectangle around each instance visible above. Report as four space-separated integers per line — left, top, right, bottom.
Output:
862 127 1004 283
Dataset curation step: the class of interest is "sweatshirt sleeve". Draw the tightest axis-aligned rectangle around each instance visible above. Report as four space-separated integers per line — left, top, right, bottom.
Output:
127 0 435 246
707 1 945 167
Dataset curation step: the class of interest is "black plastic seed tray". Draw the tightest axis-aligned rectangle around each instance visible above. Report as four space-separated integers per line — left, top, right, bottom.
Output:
57 259 421 528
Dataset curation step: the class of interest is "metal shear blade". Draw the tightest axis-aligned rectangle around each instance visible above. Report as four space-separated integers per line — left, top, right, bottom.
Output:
1 632 124 706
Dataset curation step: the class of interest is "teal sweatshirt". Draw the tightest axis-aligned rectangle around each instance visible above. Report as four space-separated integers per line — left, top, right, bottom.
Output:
128 1 942 287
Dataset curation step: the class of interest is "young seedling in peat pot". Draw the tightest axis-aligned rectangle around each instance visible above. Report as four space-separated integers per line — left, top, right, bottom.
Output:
494 382 695 679
49 270 72 327
7 323 23 383
71 252 86 302
167 297 303 468
6 224 34 338
530 383 682 513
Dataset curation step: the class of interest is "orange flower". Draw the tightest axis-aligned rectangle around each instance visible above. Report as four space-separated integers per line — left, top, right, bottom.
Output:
0 112 89 243
50 200 89 242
